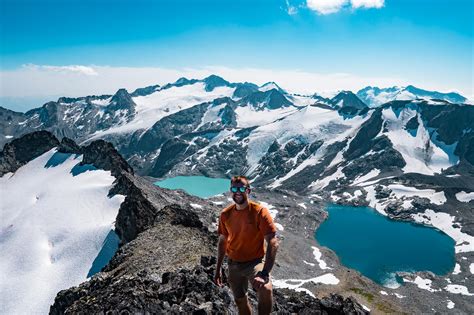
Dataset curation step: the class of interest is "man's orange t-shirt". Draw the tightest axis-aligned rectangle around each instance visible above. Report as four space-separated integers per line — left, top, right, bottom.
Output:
218 200 277 262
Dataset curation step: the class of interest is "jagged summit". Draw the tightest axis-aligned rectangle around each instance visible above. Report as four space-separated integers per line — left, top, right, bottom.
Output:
241 88 293 110
108 88 136 113
202 74 231 91
259 81 286 94
330 91 367 110
131 84 160 97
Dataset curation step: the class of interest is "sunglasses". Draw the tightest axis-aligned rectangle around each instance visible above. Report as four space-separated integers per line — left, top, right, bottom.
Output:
230 186 249 193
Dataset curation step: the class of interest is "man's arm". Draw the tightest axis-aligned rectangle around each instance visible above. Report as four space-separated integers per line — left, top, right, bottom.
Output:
252 232 279 289
214 234 228 286
262 232 279 274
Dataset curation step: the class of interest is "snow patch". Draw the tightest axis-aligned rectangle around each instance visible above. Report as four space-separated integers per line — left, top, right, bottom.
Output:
403 276 440 292
447 300 455 309
273 273 340 296
444 284 474 296
412 210 474 253
312 246 331 270
352 169 380 186
452 263 461 275
303 260 315 267
455 191 474 203
388 184 446 205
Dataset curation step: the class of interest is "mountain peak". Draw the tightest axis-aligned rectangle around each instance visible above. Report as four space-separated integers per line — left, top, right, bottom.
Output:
330 91 367 110
109 89 136 112
259 81 286 93
202 75 231 92
242 88 292 110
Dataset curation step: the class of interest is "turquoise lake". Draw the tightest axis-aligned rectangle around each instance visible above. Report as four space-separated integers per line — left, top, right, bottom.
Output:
316 204 456 287
154 175 230 198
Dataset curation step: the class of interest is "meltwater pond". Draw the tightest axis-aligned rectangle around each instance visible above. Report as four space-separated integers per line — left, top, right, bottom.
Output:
316 204 455 287
154 176 229 198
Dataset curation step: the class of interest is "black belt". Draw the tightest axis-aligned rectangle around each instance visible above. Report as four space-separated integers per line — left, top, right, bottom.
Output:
228 257 263 265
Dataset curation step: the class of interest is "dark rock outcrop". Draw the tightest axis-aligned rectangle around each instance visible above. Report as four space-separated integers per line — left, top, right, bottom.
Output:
0 130 60 176
81 140 134 177
51 258 368 315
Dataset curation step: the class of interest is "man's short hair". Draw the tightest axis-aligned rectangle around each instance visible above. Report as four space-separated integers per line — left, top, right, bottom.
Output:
231 175 250 187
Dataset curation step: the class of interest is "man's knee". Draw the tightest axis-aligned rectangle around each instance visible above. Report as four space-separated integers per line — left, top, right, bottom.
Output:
258 282 272 296
235 296 248 305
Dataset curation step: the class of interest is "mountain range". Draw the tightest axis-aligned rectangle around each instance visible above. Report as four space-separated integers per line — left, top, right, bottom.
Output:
1 75 473 313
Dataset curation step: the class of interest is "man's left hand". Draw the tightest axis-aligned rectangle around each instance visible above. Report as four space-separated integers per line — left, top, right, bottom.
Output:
252 272 269 290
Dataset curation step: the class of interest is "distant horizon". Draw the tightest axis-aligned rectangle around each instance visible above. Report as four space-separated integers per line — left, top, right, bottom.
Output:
0 67 473 112
0 69 471 113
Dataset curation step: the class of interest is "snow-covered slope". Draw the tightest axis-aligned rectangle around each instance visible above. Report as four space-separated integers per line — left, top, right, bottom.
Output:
88 82 235 140
381 106 455 175
0 149 124 314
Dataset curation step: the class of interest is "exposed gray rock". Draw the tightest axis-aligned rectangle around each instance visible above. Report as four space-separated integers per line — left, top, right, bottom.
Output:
0 130 59 176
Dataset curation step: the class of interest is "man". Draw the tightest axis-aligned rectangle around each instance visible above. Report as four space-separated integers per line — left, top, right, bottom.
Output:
214 175 279 315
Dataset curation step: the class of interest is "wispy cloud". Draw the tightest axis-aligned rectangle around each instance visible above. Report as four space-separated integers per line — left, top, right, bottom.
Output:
285 0 298 15
306 0 347 15
22 64 99 76
350 0 384 9
306 0 385 15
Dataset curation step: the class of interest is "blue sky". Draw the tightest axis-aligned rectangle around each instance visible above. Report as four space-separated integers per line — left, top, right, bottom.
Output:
0 0 473 110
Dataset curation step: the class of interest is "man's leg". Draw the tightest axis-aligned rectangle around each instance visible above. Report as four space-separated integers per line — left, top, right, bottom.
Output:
257 281 273 315
248 259 273 315
228 263 251 315
234 296 252 315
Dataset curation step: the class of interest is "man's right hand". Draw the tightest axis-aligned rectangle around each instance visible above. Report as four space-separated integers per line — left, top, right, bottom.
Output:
214 268 223 287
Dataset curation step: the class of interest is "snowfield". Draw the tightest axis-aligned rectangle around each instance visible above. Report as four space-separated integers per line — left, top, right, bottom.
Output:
0 149 124 314
381 108 455 175
88 82 235 140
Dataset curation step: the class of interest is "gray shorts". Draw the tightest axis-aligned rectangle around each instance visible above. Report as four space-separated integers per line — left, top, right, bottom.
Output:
227 258 270 299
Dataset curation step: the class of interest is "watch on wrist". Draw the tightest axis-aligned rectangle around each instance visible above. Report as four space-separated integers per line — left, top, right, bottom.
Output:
258 269 269 278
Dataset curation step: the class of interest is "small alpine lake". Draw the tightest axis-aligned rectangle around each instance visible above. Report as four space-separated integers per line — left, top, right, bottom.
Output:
154 175 230 198
316 204 456 287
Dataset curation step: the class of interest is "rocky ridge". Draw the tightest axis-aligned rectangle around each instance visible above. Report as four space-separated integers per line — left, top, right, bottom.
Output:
1 131 369 314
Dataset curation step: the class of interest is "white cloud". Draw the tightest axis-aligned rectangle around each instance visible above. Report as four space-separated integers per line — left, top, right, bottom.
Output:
306 0 384 14
307 0 348 15
350 0 384 9
286 0 298 15
23 64 99 76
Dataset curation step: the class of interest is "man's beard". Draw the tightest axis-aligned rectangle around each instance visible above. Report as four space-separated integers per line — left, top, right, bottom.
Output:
233 194 247 205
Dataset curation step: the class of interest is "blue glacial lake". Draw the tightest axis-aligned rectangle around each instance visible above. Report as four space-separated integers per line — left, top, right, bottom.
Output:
315 204 455 287
154 176 230 198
